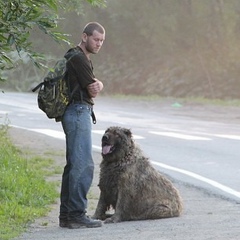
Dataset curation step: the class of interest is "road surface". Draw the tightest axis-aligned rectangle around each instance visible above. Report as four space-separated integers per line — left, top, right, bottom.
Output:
0 91 240 240
1 92 240 202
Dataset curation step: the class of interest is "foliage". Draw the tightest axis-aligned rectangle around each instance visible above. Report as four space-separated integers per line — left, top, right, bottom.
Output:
2 0 240 99
81 0 240 99
0 126 58 240
0 0 106 82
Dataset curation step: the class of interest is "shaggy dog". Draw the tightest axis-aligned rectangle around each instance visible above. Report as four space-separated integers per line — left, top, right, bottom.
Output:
93 126 183 223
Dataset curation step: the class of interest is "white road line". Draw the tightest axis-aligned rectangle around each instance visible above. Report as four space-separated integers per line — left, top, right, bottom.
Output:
0 111 8 114
132 135 145 140
214 134 240 140
9 125 240 199
189 131 240 141
11 126 144 141
151 161 240 199
31 129 65 140
93 130 145 140
149 131 212 141
92 130 105 135
10 125 65 140
93 145 101 151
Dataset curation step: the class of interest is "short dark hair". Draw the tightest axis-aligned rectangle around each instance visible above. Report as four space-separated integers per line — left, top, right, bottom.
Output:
83 22 105 36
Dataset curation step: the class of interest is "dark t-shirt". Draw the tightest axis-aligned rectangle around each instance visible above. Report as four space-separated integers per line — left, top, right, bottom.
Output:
64 46 95 105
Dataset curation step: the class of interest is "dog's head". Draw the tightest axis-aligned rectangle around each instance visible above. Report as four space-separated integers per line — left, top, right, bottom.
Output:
101 126 133 158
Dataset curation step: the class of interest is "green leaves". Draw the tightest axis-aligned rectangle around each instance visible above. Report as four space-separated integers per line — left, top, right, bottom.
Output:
0 0 106 82
86 0 106 7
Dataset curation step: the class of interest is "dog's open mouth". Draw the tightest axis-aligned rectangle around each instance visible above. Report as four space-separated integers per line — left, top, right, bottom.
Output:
102 144 115 155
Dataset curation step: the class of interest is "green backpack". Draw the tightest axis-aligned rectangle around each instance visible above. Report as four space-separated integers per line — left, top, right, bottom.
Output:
32 55 78 122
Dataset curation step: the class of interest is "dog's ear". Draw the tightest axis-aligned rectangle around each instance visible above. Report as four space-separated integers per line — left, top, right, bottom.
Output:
123 128 132 138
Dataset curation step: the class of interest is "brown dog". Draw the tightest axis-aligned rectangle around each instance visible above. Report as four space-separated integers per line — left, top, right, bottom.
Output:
93 126 183 223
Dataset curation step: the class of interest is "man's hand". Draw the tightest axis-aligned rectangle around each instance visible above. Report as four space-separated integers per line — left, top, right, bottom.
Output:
87 79 104 98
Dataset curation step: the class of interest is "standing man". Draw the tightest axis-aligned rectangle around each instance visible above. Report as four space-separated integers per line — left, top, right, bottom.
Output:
59 22 105 229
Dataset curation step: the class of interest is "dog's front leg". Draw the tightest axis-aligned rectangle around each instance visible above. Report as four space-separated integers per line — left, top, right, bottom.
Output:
92 192 108 220
104 190 125 223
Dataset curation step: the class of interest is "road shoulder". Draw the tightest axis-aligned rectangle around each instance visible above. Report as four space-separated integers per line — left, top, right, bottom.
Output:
9 127 240 240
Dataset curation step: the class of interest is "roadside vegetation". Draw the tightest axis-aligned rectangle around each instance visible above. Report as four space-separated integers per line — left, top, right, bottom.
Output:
110 94 240 107
0 0 105 82
2 1 240 100
0 125 59 240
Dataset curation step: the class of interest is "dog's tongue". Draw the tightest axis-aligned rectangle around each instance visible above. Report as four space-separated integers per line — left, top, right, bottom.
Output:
102 145 112 155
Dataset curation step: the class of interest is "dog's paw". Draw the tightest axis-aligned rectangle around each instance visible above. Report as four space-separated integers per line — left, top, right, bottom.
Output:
92 214 107 220
104 217 114 224
104 215 121 224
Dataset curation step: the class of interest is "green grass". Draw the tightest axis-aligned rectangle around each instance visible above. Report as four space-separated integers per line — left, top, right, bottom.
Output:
0 125 58 240
176 96 240 107
108 94 240 107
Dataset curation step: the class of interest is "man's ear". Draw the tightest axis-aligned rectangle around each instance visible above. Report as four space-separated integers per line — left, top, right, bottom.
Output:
82 33 87 43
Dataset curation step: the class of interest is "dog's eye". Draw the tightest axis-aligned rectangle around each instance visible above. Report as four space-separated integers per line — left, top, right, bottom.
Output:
114 132 121 138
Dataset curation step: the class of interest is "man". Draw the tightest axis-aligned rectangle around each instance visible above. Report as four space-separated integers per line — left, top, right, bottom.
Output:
59 22 105 229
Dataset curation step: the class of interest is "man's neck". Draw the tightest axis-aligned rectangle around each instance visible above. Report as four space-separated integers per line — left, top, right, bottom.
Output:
78 43 90 60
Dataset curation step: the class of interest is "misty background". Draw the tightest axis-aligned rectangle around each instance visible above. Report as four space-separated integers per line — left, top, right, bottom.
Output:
3 0 240 99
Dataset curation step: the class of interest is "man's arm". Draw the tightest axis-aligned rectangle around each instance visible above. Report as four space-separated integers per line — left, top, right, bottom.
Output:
87 79 104 98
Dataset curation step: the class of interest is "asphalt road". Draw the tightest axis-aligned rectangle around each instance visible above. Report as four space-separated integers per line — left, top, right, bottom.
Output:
1 92 240 202
8 128 240 240
1 91 240 239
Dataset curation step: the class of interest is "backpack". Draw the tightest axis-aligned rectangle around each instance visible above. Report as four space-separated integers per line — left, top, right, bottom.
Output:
32 54 79 122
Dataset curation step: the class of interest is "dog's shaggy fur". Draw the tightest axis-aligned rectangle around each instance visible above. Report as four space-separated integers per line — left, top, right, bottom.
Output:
93 126 183 223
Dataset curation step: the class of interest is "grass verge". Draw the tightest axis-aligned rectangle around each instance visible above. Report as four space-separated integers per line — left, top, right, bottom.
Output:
108 94 240 107
0 125 58 240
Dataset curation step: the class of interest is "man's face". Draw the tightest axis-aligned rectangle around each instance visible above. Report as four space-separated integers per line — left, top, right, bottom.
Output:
85 30 105 54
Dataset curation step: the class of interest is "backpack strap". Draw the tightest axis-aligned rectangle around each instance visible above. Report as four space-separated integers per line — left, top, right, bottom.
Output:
32 74 64 92
32 82 44 92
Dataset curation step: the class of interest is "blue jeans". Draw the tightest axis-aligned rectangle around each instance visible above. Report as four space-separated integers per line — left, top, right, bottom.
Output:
60 103 94 220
